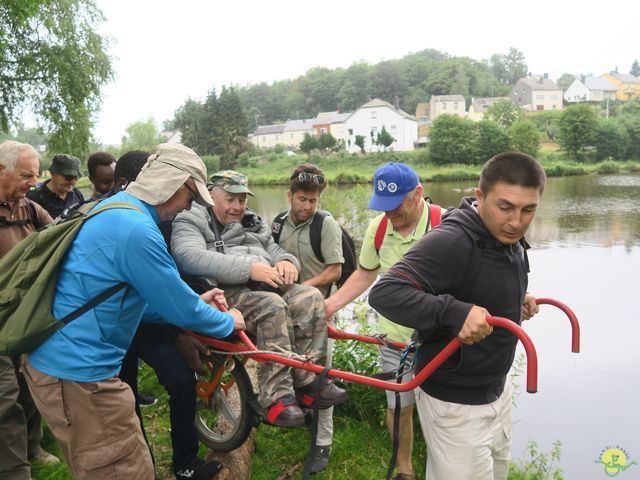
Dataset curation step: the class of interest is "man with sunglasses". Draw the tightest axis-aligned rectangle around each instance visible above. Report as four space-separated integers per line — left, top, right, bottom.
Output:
270 164 343 472
171 169 348 429
26 153 85 218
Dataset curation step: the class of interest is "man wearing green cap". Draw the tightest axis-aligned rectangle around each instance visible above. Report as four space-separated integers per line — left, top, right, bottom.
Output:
171 169 348 428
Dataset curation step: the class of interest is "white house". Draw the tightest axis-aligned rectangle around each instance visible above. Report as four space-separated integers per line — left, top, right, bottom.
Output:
344 98 417 153
509 76 563 111
251 124 286 149
564 76 618 103
282 119 315 148
327 112 352 148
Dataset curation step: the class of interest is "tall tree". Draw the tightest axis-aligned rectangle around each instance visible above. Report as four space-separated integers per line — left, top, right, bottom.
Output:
370 60 409 106
120 118 163 153
337 62 372 111
474 120 510 164
508 119 541 157
173 99 206 152
594 118 629 160
489 48 528 85
557 73 576 91
631 60 640 77
558 104 599 161
428 114 476 165
485 99 523 129
299 133 318 153
213 86 249 168
0 0 112 157
375 127 395 151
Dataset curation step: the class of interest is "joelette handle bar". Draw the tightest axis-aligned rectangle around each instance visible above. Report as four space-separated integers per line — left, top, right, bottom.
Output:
192 297 580 394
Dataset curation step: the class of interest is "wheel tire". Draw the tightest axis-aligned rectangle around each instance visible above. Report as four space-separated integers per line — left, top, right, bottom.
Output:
195 354 254 452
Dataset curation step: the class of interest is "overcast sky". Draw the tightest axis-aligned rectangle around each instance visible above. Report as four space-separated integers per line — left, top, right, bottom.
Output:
93 0 639 145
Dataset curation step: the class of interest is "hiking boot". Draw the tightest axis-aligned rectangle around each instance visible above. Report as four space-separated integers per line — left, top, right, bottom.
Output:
29 448 60 465
175 458 223 480
296 380 348 409
265 395 305 428
309 444 331 474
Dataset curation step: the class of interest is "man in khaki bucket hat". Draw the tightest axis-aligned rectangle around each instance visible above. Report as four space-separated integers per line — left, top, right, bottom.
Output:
23 143 245 479
127 143 213 216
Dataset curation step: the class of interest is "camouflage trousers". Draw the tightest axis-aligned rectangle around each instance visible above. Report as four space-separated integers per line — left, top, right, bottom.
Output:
224 283 328 408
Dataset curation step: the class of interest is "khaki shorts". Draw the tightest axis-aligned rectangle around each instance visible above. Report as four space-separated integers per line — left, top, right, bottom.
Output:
22 360 154 480
379 344 415 408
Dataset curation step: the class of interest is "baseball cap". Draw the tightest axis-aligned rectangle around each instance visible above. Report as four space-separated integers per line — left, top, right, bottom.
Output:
50 154 82 178
126 143 213 207
367 162 420 211
208 170 254 196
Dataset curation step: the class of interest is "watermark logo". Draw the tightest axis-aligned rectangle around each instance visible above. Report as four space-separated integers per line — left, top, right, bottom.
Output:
594 446 637 477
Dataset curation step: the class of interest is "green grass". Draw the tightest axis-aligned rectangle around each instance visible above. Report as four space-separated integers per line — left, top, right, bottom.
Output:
33 360 564 480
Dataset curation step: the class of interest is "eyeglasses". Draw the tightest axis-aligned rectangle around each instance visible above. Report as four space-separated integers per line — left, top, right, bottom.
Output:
184 182 198 202
297 172 325 185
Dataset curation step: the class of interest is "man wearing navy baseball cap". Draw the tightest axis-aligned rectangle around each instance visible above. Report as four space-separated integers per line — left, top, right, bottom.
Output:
326 162 441 480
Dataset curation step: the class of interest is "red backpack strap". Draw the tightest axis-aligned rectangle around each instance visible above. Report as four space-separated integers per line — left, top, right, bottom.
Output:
428 203 442 229
374 216 388 253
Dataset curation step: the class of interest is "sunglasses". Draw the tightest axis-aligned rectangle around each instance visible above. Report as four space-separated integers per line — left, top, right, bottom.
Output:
297 172 325 185
184 182 198 202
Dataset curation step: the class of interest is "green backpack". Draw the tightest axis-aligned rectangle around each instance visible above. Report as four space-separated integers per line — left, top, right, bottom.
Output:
0 201 140 355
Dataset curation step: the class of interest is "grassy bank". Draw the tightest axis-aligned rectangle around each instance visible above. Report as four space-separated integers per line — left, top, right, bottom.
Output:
222 149 640 186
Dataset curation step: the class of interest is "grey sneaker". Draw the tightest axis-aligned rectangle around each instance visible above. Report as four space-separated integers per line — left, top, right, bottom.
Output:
29 448 59 465
309 444 331 474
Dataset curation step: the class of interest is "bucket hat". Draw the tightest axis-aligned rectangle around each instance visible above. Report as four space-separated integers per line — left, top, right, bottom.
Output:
126 143 213 206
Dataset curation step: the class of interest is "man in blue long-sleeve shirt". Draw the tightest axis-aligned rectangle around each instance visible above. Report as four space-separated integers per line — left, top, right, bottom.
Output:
23 143 245 480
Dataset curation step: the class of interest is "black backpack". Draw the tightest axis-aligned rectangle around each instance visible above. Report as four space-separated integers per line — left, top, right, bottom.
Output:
271 210 357 289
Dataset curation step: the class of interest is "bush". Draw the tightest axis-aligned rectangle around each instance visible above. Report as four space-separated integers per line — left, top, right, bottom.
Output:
332 336 386 423
543 163 589 177
596 160 620 174
200 155 220 173
509 119 541 157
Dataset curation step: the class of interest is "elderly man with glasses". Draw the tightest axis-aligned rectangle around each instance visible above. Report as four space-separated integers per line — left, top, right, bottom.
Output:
171 169 348 429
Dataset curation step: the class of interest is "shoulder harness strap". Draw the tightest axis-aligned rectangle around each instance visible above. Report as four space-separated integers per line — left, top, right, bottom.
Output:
309 210 328 263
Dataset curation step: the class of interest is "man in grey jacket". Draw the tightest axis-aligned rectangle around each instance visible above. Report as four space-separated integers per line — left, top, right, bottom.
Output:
171 170 347 428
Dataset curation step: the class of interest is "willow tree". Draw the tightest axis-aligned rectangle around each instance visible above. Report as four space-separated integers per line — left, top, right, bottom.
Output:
0 0 112 157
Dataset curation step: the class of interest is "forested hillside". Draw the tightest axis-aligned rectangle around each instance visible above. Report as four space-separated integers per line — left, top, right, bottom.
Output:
234 47 528 128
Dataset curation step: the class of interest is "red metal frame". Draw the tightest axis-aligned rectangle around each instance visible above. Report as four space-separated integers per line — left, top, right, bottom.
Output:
190 298 580 395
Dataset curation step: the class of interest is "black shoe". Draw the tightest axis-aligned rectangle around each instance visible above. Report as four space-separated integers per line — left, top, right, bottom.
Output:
175 458 223 480
137 392 157 407
265 395 305 428
309 444 331 474
296 380 348 409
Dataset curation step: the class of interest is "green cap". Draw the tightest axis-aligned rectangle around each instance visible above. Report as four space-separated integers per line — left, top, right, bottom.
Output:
208 170 254 196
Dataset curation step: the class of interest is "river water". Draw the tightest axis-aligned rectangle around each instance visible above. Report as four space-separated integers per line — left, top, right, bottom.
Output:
248 173 640 480
85 173 638 478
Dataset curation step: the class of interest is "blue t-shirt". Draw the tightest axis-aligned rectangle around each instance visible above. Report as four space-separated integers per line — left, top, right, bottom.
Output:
29 192 233 381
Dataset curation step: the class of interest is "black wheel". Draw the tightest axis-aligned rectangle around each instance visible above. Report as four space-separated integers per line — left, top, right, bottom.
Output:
194 354 254 452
